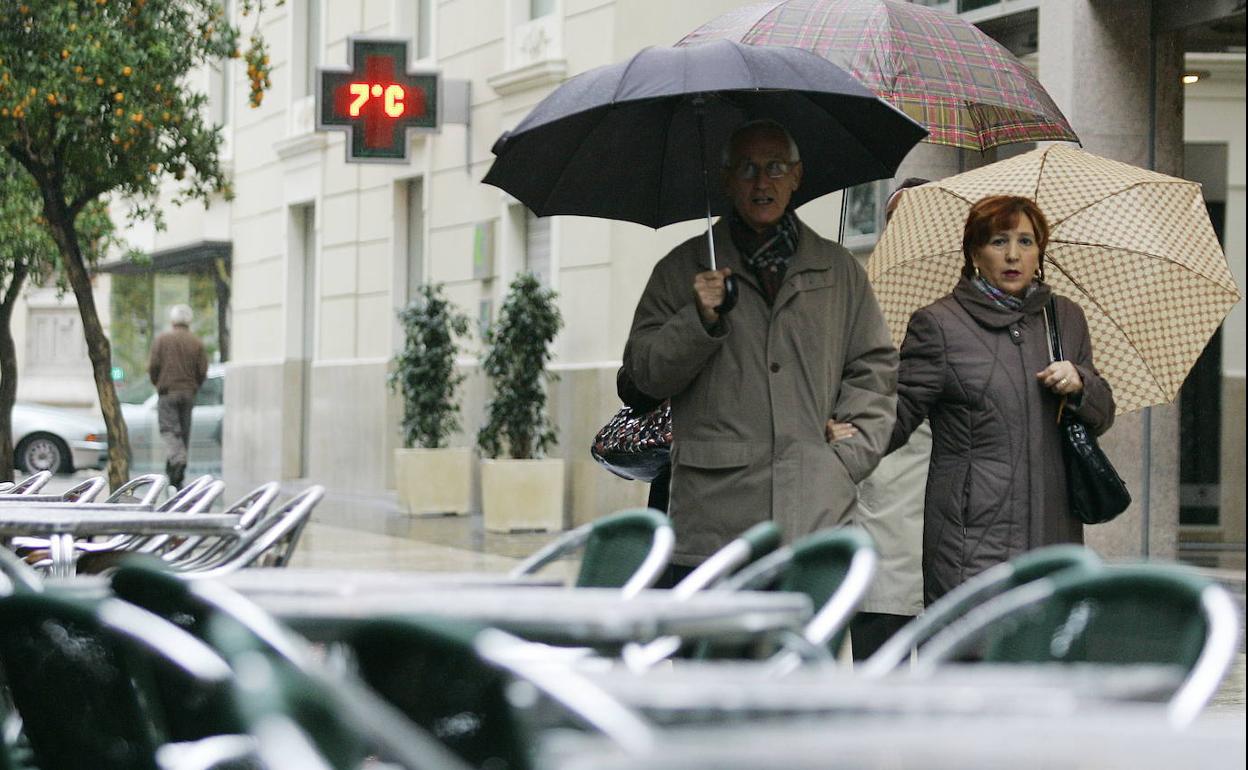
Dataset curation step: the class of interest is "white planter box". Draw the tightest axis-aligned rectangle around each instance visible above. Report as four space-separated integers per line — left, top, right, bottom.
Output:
481 458 565 533
395 447 472 516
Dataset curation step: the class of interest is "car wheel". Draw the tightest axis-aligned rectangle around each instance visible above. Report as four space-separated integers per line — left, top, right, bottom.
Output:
15 434 72 474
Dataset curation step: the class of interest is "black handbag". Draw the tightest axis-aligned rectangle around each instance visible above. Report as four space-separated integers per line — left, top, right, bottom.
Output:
1044 298 1131 525
590 401 672 482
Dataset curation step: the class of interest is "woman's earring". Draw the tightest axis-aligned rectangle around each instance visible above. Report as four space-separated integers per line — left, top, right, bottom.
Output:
974 265 981 278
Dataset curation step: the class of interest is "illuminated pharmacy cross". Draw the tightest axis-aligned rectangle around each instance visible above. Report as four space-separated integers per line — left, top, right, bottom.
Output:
318 38 439 162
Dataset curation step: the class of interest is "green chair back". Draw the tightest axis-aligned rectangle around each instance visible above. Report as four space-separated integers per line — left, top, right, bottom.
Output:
576 508 671 590
110 556 309 668
0 593 237 770
343 616 533 770
740 521 783 563
210 619 370 770
208 615 476 770
915 563 1243 727
777 528 874 654
716 527 876 658
982 566 1211 667
860 544 1102 676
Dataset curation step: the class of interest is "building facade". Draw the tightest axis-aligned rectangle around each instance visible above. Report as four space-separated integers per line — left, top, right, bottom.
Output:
80 0 1242 558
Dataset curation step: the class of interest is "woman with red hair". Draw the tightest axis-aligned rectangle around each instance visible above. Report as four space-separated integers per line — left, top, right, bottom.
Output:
889 195 1115 605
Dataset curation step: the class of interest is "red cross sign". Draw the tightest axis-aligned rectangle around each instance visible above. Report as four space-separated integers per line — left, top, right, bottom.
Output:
317 38 440 163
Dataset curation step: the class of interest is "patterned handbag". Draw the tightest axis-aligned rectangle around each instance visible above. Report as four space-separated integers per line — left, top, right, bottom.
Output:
590 401 672 482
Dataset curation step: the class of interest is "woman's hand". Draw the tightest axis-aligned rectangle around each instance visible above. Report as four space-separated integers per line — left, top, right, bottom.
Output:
1037 361 1083 396
826 419 858 443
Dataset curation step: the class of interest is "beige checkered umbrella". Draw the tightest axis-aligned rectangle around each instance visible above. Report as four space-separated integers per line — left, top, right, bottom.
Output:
868 144 1241 414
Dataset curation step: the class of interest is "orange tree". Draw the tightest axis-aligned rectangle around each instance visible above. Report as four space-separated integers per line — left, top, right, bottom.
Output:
0 0 276 485
0 155 117 480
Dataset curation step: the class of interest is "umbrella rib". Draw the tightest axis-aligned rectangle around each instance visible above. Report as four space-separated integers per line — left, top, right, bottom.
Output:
728 39 762 89
1054 239 1241 293
1033 148 1049 203
1048 180 1202 229
1045 257 1172 401
655 96 678 228
612 47 652 104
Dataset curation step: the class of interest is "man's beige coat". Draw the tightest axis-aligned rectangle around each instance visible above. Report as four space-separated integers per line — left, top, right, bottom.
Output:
625 217 897 565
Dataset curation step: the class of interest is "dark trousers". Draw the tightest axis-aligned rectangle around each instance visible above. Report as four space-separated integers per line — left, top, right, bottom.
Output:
647 465 670 512
157 389 195 484
850 611 913 661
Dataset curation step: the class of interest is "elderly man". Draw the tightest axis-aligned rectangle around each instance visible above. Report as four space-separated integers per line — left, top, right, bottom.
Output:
149 304 207 488
623 119 897 583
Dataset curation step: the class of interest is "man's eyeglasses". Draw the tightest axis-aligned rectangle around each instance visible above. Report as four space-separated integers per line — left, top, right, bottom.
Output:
729 159 798 181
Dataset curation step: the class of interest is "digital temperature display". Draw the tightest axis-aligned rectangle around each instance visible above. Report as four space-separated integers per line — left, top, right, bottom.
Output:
317 39 439 163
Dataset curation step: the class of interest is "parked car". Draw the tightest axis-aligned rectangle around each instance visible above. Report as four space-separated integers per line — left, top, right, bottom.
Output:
122 365 225 476
11 403 108 473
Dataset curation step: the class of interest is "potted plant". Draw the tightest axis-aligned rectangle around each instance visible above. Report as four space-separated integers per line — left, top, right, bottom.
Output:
389 283 472 515
477 272 564 532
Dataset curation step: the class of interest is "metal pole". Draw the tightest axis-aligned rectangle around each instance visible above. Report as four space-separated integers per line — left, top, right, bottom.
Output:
694 97 718 271
1141 8 1158 559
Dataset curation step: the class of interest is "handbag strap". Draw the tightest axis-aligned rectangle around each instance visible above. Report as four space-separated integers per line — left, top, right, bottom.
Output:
1043 297 1063 364
1043 296 1070 422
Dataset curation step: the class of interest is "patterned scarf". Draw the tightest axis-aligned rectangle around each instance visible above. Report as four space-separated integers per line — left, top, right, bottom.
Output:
972 273 1038 311
729 211 800 304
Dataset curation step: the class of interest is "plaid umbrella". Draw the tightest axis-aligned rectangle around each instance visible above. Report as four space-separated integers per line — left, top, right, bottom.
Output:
678 0 1078 151
868 145 1242 414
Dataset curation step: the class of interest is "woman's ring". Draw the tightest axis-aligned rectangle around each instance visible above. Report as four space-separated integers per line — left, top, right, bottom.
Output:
1058 377 1068 386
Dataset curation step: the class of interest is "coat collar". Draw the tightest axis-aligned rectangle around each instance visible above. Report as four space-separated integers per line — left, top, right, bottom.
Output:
952 275 1052 329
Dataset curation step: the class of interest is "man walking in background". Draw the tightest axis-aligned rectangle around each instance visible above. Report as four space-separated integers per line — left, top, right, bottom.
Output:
149 304 207 488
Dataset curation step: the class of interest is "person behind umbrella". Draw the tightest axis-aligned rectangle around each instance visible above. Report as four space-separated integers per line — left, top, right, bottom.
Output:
623 119 897 585
888 195 1114 605
832 177 932 660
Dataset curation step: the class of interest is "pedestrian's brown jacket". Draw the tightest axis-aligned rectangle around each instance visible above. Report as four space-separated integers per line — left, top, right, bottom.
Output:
889 278 1115 604
149 326 208 396
624 216 897 565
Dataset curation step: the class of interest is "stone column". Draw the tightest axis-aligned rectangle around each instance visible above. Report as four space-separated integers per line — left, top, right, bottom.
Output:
1038 0 1185 561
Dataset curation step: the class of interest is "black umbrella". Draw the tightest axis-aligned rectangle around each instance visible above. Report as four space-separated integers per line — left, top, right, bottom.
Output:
483 39 927 271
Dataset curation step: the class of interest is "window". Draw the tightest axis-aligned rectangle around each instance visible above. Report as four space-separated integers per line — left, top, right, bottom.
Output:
195 374 225 407
840 180 886 251
302 0 322 97
405 178 425 303
530 0 557 18
208 1 232 127
397 0 434 61
417 0 433 60
524 210 551 286
25 308 87 373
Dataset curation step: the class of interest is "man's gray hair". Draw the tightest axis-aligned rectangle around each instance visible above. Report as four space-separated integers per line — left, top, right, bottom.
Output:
722 119 801 168
169 304 193 326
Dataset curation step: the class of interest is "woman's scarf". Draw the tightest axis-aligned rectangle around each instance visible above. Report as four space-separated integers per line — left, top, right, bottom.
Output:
971 273 1039 311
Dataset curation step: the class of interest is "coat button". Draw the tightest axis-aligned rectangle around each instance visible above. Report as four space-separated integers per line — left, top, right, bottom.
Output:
1010 328 1020 338
770 362 781 373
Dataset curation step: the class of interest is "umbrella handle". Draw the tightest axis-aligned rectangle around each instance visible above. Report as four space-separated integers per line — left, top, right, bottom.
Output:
693 94 736 315
714 274 738 316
